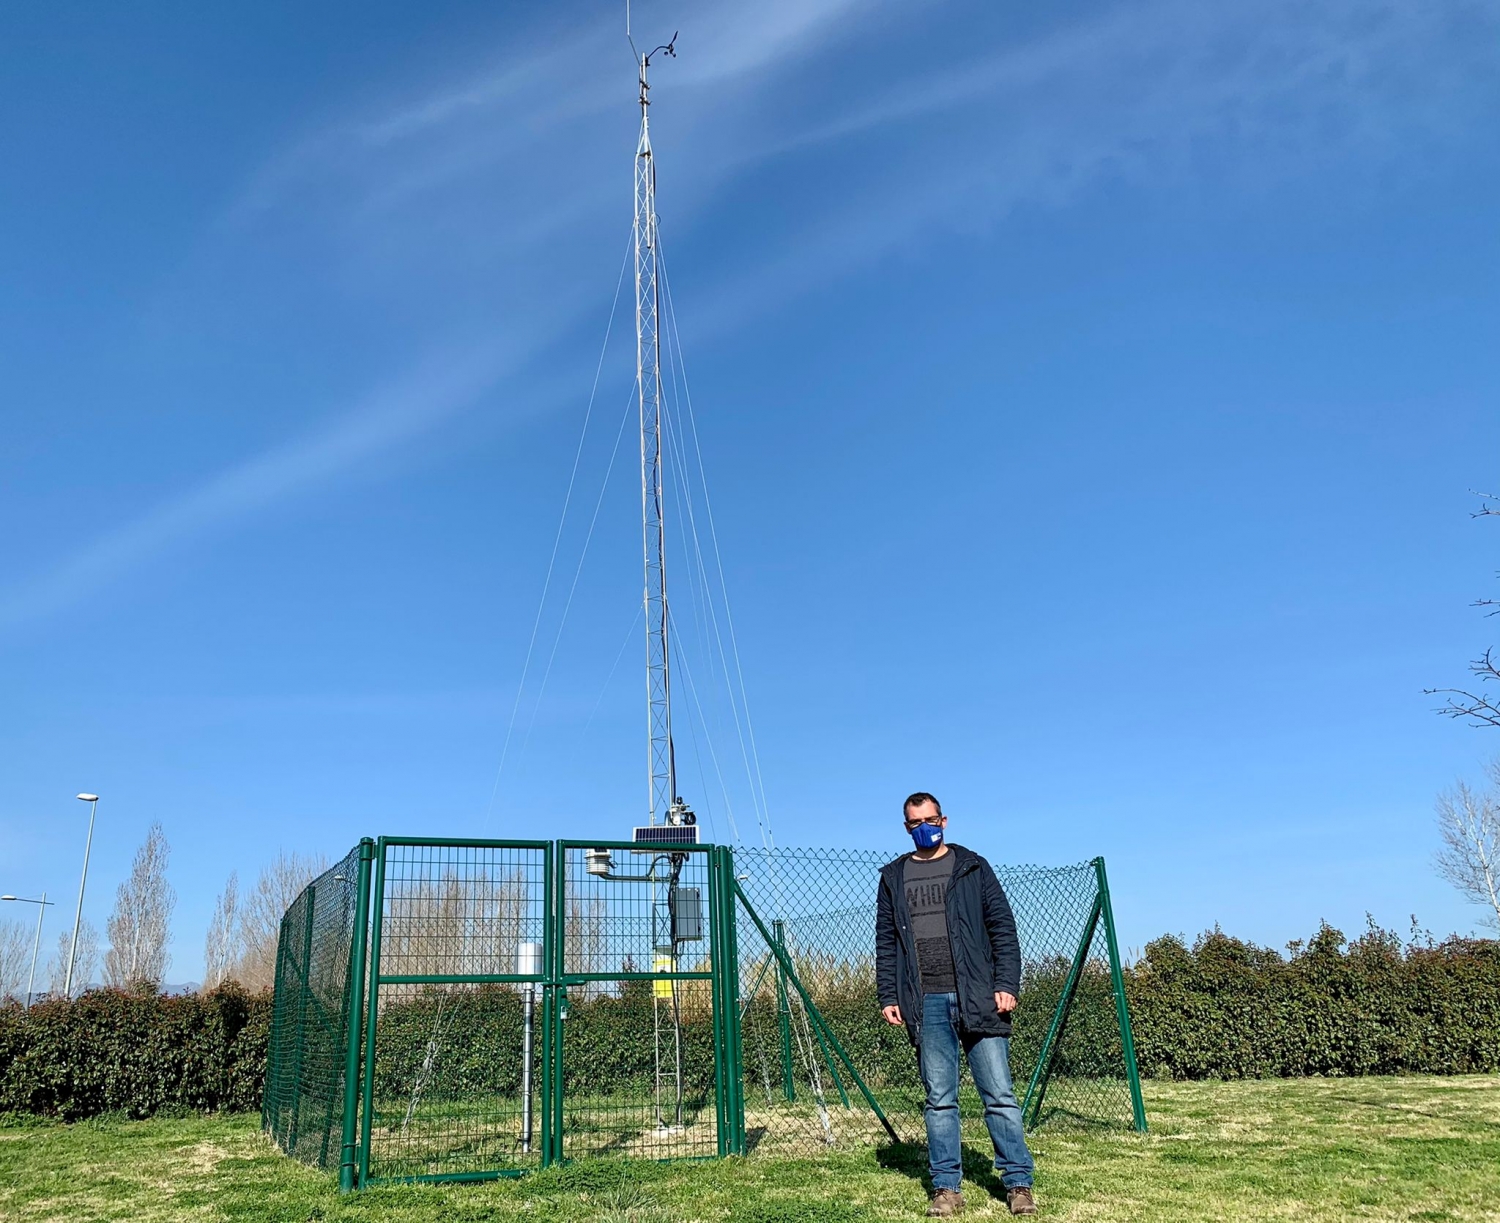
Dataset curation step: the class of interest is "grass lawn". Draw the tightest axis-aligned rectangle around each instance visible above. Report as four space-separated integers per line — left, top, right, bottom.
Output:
2 1076 1498 1222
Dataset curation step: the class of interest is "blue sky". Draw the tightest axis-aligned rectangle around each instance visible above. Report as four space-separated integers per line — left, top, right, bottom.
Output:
2 0 1499 979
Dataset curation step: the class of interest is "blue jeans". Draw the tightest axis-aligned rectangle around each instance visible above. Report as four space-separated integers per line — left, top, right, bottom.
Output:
918 992 1035 1191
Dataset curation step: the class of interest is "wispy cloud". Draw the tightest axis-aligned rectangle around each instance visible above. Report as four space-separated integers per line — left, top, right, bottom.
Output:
4 2 886 632
0 339 520 629
12 0 1493 630
227 0 878 232
679 0 1500 336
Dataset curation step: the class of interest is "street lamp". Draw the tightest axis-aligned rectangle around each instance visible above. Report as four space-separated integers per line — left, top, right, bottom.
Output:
64 793 100 1001
1 894 54 1008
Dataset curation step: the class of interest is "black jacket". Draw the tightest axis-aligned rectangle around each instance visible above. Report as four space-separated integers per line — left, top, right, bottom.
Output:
875 843 1022 1045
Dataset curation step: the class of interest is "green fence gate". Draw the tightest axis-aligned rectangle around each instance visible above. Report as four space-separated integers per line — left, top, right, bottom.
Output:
263 838 1145 1190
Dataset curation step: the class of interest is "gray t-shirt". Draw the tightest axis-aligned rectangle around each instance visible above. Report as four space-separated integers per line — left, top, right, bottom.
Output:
903 851 957 994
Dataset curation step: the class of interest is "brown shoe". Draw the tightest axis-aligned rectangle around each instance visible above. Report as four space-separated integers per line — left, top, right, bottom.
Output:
926 1188 966 1217
1007 1185 1037 1215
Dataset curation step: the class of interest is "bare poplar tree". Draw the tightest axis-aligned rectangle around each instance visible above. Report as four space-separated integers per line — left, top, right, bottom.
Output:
230 851 327 990
1435 760 1500 931
203 871 240 991
47 919 99 999
104 822 176 992
0 920 30 1002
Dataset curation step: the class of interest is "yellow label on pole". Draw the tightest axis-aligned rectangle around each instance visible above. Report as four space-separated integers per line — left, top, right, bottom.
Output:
653 954 675 999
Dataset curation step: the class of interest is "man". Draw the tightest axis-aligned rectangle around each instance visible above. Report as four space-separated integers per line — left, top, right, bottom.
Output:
875 792 1037 1217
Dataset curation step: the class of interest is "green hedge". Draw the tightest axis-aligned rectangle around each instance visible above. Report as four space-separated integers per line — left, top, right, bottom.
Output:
0 983 269 1120
2 925 1497 1122
1127 924 1500 1079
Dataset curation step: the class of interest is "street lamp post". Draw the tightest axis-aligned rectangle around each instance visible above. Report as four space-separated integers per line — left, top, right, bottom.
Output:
1 894 54 1008
64 793 99 1001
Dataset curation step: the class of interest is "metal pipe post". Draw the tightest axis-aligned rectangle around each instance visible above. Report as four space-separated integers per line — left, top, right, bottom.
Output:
357 840 388 1188
26 893 45 1008
722 848 745 1155
64 796 99 999
338 840 375 1193
1094 857 1148 1132
708 847 727 1155
1 895 53 1009
516 940 542 1154
521 984 536 1151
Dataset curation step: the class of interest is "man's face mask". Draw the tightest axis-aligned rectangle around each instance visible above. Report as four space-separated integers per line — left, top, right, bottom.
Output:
908 820 943 850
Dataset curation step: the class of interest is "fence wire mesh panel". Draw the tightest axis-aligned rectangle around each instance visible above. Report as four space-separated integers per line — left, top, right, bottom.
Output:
558 842 720 1161
266 837 1140 1188
732 882 895 1155
1004 860 1137 1131
263 843 363 1168
733 847 1140 1150
363 840 549 1183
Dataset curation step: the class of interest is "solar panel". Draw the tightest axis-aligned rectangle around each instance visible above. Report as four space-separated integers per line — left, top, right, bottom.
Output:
631 824 699 846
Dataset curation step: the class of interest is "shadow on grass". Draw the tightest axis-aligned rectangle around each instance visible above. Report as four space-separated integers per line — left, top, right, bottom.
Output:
875 1141 1006 1203
1325 1094 1450 1122
1031 1107 1135 1132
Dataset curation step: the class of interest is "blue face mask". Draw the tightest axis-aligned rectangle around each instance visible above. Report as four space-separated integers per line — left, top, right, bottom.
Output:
909 821 943 850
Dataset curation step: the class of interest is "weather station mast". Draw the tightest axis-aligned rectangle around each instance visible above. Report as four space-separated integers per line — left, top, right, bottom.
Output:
626 29 697 1133
632 30 693 836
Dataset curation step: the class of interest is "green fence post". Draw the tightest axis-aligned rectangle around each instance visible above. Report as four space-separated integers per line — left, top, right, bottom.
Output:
1095 857 1147 1132
285 884 317 1156
338 839 375 1193
772 919 796 1103
357 840 387 1188
735 882 900 1144
708 846 728 1157
262 908 292 1141
722 846 745 1156
540 983 555 1167
1021 891 1101 1129
546 841 565 1168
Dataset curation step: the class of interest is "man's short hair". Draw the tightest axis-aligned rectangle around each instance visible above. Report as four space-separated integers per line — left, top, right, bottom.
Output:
903 792 942 818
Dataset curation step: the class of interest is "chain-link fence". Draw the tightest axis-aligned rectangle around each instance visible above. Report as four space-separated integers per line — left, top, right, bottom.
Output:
264 838 1144 1189
733 847 1144 1152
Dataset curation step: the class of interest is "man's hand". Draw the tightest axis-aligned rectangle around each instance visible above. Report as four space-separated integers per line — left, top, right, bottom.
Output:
881 1004 904 1026
995 991 1017 1014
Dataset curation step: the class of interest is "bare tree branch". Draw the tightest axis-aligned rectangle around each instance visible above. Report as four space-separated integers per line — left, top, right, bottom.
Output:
47 919 98 999
1426 647 1500 729
1430 498 1499 727
0 921 30 1002
228 851 327 990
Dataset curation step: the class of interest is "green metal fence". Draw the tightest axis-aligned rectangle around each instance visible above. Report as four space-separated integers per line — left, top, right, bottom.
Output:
265 838 1144 1189
263 840 372 1177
